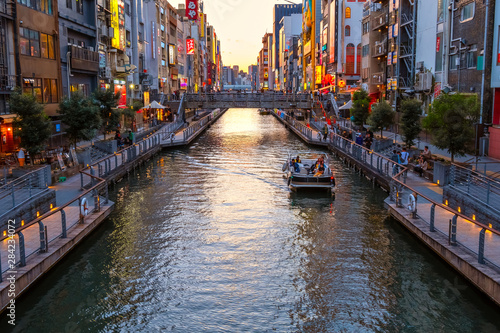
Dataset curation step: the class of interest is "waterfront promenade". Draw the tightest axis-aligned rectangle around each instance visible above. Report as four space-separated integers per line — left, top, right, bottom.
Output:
272 110 500 305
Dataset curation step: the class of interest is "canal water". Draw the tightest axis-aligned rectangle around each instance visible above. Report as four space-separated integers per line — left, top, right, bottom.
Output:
3 109 500 332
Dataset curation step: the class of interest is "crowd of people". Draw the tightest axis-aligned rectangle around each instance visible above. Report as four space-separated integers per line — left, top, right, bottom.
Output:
114 130 135 150
390 146 433 177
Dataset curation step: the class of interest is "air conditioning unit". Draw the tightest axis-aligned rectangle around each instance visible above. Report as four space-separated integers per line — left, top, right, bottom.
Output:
108 27 114 37
88 46 94 51
133 84 141 91
416 72 433 91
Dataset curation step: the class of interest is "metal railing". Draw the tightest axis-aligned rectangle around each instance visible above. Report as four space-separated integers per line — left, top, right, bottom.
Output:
0 167 50 219
391 170 500 271
80 131 163 188
0 170 108 281
450 163 500 211
280 113 500 271
184 92 312 104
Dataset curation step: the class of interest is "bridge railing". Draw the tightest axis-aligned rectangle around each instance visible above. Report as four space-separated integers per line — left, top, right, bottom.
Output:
184 93 312 105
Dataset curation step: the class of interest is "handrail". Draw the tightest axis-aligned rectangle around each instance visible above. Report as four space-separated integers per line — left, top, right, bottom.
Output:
0 166 47 192
392 168 500 237
0 171 106 242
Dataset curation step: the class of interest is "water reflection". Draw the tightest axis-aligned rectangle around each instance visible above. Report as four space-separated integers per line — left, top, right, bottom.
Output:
2 109 500 333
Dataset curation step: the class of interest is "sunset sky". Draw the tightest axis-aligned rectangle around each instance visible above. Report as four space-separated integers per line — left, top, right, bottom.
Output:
204 0 297 71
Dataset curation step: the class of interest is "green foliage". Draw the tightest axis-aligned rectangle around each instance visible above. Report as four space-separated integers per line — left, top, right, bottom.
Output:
400 99 423 148
11 90 52 157
422 93 480 162
59 92 102 148
367 101 395 138
92 88 120 138
350 89 370 126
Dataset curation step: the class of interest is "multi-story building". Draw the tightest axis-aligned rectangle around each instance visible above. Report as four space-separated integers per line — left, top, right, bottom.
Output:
273 4 302 88
259 32 272 90
278 14 301 90
0 0 16 152
59 0 99 99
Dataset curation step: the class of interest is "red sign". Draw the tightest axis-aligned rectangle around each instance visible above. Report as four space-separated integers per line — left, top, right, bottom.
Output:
434 83 441 99
436 37 441 53
498 53 500 64
186 0 198 20
186 39 195 55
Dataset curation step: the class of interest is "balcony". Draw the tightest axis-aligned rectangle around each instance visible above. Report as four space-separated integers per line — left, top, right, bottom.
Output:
0 0 13 16
0 73 16 92
70 45 99 73
372 42 387 58
371 10 388 31
370 72 385 85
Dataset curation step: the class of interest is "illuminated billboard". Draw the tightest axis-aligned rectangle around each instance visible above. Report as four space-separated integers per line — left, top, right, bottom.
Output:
329 1 336 64
186 39 195 55
303 0 313 43
111 0 119 49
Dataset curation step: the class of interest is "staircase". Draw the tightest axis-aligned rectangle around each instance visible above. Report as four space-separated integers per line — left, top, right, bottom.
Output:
90 145 108 162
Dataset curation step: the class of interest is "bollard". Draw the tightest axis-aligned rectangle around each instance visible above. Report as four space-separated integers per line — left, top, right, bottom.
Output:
449 215 457 246
39 222 47 253
430 204 436 232
478 228 486 264
19 232 26 267
61 209 67 238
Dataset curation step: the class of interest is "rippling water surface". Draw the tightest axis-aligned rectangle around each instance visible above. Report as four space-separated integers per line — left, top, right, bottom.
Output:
3 109 500 332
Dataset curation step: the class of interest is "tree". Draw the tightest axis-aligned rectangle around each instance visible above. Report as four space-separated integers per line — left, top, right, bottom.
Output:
422 93 480 162
11 90 52 162
367 101 395 139
400 99 423 148
59 92 102 149
350 89 370 127
92 88 120 139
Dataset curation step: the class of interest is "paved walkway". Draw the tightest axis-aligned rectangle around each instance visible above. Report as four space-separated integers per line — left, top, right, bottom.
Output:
335 118 500 176
279 113 500 271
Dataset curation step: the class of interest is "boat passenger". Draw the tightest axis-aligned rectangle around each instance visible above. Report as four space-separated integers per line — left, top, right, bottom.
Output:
314 162 325 177
296 156 301 163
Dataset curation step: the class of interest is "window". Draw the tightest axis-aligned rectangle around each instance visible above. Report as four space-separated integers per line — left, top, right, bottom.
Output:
346 43 355 74
345 25 351 37
450 54 459 70
161 42 165 49
357 44 361 74
43 79 58 103
362 21 370 34
66 0 71 9
75 0 83 14
125 3 130 15
23 78 43 102
70 84 89 96
362 44 369 57
467 44 477 69
346 7 351 19
18 0 53 14
19 28 40 57
460 3 474 22
40 33 55 59
161 59 166 66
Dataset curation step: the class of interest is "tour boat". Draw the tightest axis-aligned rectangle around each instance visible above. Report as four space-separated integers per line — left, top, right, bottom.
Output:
282 154 335 193
259 108 271 115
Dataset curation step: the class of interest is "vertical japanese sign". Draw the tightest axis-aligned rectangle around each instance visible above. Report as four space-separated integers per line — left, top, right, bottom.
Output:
186 0 198 20
200 12 205 38
302 0 312 43
329 1 336 63
186 39 195 55
168 44 175 65
110 0 119 49
118 0 125 50
151 22 156 59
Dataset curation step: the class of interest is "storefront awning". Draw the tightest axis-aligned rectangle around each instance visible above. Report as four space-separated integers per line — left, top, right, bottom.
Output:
339 100 352 110
0 114 18 124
